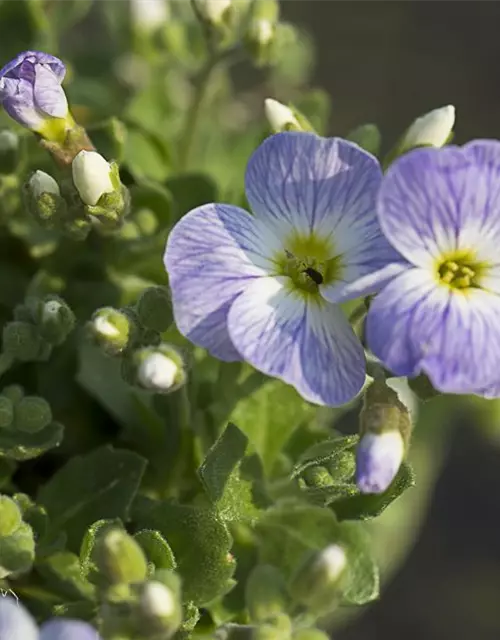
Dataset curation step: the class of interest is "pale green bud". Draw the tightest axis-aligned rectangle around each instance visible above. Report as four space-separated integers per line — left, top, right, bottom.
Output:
0 396 14 429
29 170 60 198
124 343 186 393
245 0 279 65
72 150 114 206
38 296 75 345
194 0 232 26
264 99 301 133
0 496 22 537
88 307 134 356
0 130 20 175
24 170 67 230
136 287 172 332
138 579 182 637
14 396 52 434
246 565 289 623
403 105 455 149
2 385 24 405
2 321 43 362
131 0 170 31
289 544 348 613
95 528 148 585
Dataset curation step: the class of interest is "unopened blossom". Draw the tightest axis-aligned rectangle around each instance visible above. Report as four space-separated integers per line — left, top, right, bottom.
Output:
265 98 301 132
29 170 60 198
402 105 455 149
0 51 70 136
356 431 405 493
72 150 114 206
0 596 101 640
165 132 396 406
347 141 500 396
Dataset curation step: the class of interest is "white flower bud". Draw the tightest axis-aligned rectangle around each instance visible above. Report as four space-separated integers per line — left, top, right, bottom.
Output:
72 150 114 206
355 431 405 494
265 99 301 133
254 19 274 46
319 544 348 583
29 170 60 198
93 316 121 339
138 353 179 391
131 0 169 30
0 130 18 153
194 0 231 25
403 105 455 149
140 581 176 619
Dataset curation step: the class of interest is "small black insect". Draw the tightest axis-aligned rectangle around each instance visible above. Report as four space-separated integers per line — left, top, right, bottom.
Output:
303 267 323 285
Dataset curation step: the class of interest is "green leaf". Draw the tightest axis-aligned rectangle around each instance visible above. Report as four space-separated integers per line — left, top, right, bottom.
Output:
255 503 378 605
134 529 176 572
124 126 171 182
130 181 173 226
0 421 64 461
332 462 416 521
229 379 315 475
36 551 95 602
199 423 260 523
292 436 358 479
80 518 122 586
38 446 147 552
136 501 235 605
165 174 218 222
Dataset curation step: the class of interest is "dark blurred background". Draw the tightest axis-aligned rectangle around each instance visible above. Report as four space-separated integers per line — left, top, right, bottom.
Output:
280 3 500 639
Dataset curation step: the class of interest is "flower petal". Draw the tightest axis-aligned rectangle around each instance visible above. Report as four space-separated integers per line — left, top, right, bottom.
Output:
227 276 365 406
0 51 65 81
40 619 101 640
245 132 382 241
164 203 279 360
377 145 497 267
0 597 39 640
366 267 500 393
34 64 67 117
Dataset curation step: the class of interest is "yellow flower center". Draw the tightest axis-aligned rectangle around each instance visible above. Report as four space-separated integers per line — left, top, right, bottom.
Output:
274 231 343 295
436 250 486 291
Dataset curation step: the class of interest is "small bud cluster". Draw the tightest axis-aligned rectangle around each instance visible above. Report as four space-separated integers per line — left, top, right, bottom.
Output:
90 526 183 639
87 287 185 394
0 493 35 578
3 294 75 364
0 385 53 435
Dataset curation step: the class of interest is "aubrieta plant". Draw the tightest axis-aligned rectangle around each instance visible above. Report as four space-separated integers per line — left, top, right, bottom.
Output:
0 0 495 639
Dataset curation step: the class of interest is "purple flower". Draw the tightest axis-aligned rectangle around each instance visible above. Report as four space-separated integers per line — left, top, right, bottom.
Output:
347 140 500 396
0 51 68 132
164 132 396 406
0 596 101 640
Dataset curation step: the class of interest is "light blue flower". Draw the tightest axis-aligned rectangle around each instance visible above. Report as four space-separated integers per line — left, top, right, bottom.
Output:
164 132 396 405
345 140 500 396
0 51 70 136
0 596 101 640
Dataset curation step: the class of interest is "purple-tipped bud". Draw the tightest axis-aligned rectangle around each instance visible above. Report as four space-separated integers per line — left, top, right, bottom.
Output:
0 51 69 133
355 431 404 494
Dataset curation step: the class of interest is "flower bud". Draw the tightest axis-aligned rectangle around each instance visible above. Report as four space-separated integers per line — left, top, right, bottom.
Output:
94 528 148 585
0 396 13 429
38 296 75 345
29 170 60 198
0 129 19 174
14 396 52 434
289 545 347 614
138 580 182 637
402 105 455 149
136 286 172 332
264 99 301 133
194 0 232 27
245 0 279 65
87 307 134 356
24 170 67 231
246 565 288 623
0 496 22 537
355 379 412 494
131 0 170 31
355 431 405 494
72 150 114 207
2 321 43 362
124 343 186 393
